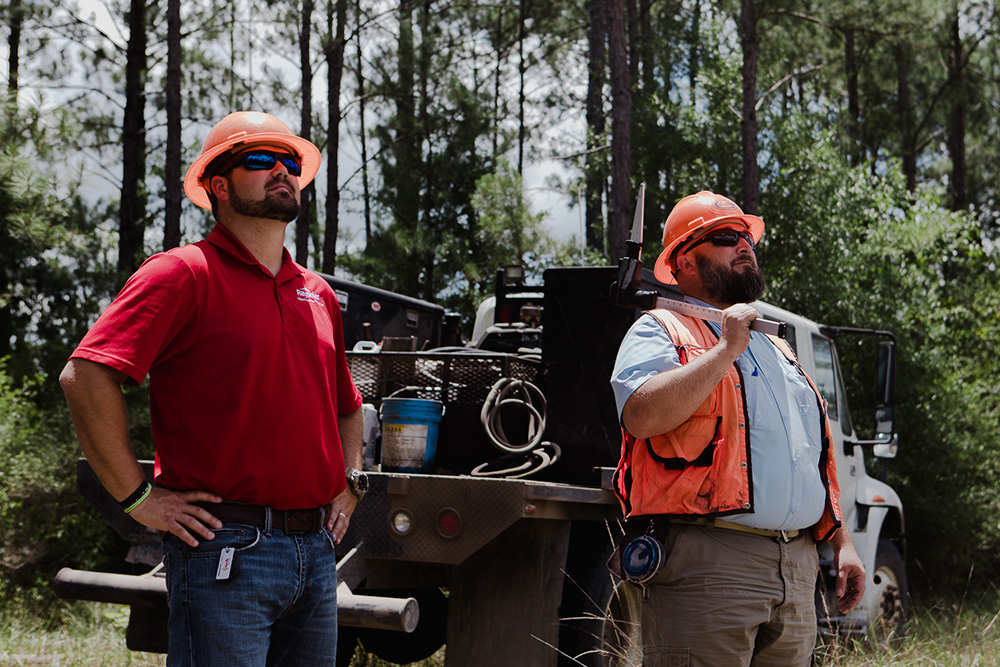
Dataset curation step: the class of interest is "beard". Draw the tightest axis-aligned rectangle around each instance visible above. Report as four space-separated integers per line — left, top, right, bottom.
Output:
696 254 766 305
229 179 300 223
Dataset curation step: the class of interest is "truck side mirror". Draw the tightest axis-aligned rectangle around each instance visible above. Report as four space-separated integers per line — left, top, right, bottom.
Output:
873 340 898 459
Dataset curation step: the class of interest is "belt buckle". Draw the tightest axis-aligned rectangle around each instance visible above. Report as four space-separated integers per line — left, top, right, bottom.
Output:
283 509 317 535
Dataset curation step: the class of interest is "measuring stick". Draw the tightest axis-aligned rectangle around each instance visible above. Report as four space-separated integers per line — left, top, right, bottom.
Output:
652 296 787 338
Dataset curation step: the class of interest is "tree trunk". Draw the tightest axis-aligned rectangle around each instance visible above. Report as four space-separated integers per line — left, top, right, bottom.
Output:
739 0 759 214
638 0 654 94
947 12 967 212
688 0 700 98
895 43 916 193
163 0 182 250
321 0 347 273
418 0 434 300
517 0 528 174
297 0 315 265
626 0 638 86
845 27 861 166
607 0 631 262
396 0 418 231
585 0 608 254
7 0 22 101
492 3 505 158
356 0 372 246
119 0 147 276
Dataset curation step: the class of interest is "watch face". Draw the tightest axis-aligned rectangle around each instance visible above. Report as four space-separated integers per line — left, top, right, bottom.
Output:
348 468 368 495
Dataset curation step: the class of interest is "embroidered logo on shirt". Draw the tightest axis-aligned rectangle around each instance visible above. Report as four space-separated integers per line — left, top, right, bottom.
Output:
296 288 324 306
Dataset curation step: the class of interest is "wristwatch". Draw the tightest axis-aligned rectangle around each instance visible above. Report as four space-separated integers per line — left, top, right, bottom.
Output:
346 467 369 500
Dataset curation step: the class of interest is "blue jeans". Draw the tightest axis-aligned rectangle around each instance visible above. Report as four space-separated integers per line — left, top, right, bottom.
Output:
162 520 339 667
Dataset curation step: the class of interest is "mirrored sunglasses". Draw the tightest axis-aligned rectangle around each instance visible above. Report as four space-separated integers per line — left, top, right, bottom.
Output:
236 150 303 177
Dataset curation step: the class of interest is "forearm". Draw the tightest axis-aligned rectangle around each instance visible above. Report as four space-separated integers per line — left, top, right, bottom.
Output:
59 358 146 501
622 340 740 438
339 406 364 471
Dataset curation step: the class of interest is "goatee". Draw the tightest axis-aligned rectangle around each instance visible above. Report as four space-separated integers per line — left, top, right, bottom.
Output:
229 181 300 223
696 255 766 305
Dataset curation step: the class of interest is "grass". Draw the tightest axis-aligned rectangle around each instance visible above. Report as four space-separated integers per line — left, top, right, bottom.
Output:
0 602 164 666
3 597 1000 666
816 596 1000 666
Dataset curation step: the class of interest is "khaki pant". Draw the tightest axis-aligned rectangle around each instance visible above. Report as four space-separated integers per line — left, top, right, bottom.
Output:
641 524 818 667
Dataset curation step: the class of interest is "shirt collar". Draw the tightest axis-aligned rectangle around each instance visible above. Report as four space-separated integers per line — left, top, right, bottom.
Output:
207 223 303 282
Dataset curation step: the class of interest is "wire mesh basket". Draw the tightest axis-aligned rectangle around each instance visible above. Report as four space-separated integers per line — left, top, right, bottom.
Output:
347 351 543 409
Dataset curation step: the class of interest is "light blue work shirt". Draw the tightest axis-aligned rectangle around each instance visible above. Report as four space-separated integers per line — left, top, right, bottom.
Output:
610 299 826 531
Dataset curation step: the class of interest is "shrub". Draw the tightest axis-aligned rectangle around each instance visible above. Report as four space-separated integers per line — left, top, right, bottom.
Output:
0 362 119 609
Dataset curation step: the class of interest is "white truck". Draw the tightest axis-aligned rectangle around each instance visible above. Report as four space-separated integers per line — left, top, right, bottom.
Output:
55 264 907 666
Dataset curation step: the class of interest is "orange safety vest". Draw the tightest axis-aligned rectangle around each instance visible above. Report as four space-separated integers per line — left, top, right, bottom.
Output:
612 309 843 541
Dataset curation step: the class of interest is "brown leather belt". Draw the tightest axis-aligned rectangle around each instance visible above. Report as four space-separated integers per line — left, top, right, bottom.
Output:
197 501 331 535
668 517 804 543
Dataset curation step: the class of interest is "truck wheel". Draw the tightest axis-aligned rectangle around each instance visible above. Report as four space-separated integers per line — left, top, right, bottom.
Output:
870 539 909 642
559 536 642 666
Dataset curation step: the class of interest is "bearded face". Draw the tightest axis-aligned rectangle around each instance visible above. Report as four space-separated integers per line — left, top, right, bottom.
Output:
227 174 300 223
695 253 766 305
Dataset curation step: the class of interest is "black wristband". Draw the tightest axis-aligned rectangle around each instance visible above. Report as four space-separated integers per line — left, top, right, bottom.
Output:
120 481 152 513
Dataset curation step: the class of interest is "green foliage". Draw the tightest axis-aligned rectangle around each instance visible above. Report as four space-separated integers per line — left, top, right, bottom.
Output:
758 119 1000 592
0 104 118 403
464 159 551 279
0 363 118 608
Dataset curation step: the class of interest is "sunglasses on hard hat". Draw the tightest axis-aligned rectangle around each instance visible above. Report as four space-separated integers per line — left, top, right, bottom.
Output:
683 229 755 253
236 150 303 177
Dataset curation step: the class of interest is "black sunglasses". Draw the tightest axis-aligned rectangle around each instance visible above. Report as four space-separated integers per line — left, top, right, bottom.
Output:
684 229 755 253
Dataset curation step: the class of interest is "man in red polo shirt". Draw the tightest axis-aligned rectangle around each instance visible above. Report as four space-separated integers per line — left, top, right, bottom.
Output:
60 111 366 666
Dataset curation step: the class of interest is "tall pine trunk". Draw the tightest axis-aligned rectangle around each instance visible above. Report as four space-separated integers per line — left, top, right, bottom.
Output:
585 0 607 254
297 0 315 265
517 0 528 174
119 0 147 277
947 12 967 212
356 0 372 247
163 0 182 250
739 0 759 213
418 0 435 300
607 0 631 262
7 0 22 101
845 27 861 166
895 43 916 193
321 0 347 273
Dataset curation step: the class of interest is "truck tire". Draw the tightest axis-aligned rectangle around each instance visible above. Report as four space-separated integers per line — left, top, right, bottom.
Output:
558 532 642 667
870 539 909 641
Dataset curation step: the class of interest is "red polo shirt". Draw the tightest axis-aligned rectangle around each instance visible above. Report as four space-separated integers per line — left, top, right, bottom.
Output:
71 224 362 509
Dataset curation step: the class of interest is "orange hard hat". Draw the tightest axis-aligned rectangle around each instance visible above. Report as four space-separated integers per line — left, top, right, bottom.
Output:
653 191 764 284
183 111 322 210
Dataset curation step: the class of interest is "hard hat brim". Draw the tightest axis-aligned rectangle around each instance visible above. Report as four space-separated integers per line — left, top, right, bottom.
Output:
183 133 322 210
653 215 765 285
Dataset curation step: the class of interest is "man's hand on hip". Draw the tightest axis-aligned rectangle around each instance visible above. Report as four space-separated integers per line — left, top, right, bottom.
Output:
129 487 223 547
